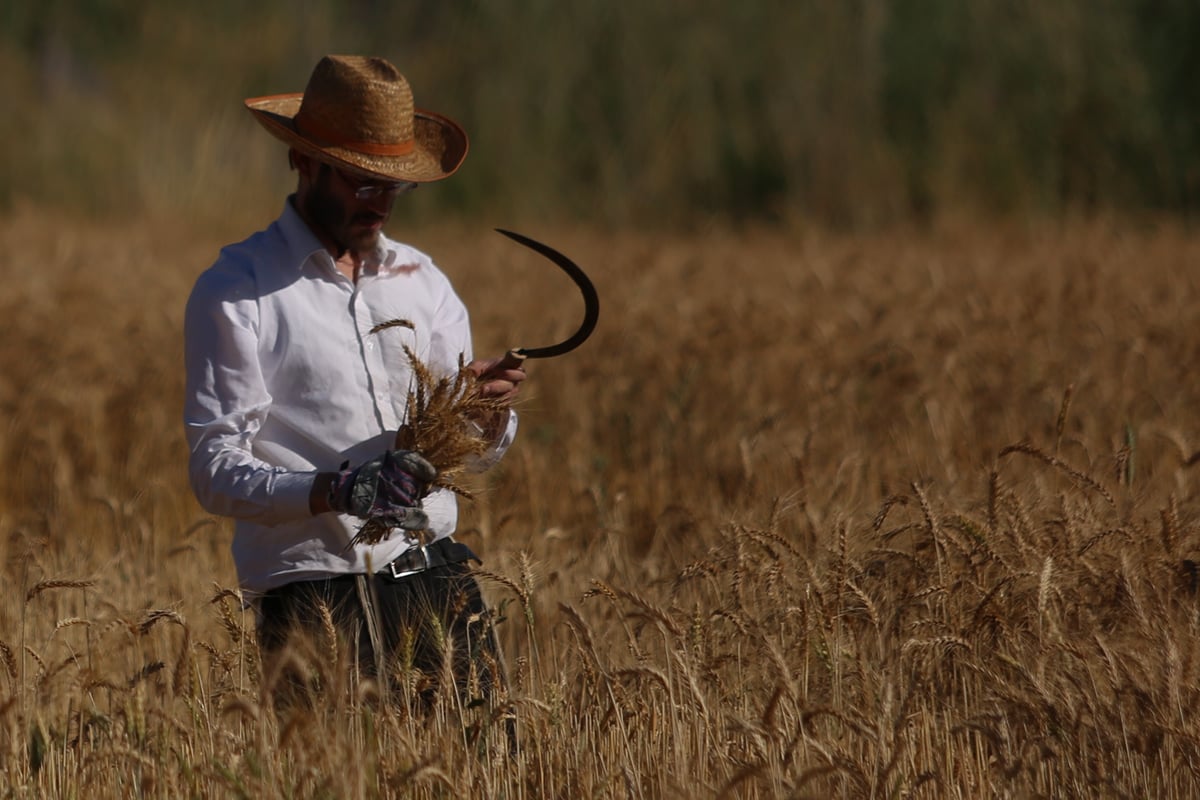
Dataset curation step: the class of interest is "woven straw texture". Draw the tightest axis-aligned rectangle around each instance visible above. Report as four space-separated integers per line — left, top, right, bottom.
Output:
245 55 468 183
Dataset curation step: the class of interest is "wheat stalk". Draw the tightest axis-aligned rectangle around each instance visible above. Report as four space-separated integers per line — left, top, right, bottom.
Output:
25 579 95 603
316 599 339 670
139 609 186 635
998 442 1116 509
0 639 16 680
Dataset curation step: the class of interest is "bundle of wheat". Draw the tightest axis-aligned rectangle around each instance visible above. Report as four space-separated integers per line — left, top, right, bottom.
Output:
351 320 513 546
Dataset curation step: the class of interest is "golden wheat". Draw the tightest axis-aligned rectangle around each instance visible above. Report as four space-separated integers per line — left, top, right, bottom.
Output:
3 213 1200 796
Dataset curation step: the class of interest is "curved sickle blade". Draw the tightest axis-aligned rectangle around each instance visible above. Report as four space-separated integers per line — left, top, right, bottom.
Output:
495 228 600 359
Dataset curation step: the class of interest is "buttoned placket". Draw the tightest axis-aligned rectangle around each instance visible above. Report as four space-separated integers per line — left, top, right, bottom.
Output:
351 272 402 434
315 254 403 435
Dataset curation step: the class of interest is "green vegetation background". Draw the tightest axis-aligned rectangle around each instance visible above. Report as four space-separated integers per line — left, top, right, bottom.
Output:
3 1 1198 228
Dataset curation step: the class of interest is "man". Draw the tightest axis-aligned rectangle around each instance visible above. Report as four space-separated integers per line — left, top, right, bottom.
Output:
183 55 525 714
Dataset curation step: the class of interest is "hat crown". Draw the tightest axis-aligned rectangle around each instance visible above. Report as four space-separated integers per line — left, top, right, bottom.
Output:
244 54 468 182
294 55 415 150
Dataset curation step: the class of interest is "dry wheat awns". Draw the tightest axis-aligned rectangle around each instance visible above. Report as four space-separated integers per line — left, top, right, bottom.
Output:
351 320 513 546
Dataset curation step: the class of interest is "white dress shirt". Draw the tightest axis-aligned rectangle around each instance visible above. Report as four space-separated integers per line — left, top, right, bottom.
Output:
184 198 516 594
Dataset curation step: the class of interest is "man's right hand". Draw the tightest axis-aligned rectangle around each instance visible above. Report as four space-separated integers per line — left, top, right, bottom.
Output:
322 450 438 530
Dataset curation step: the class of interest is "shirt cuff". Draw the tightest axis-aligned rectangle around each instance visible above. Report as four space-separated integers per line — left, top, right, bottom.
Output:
271 470 321 518
468 409 518 472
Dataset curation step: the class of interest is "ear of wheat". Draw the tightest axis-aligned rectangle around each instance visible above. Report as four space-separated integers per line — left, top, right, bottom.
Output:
352 326 513 546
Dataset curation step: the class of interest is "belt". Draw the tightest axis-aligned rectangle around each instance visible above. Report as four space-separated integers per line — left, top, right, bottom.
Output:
378 537 478 582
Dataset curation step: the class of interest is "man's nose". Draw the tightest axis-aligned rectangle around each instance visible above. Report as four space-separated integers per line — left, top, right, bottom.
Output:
361 193 394 213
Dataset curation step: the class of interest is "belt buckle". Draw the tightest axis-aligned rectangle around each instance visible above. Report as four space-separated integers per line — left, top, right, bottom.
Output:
388 545 430 580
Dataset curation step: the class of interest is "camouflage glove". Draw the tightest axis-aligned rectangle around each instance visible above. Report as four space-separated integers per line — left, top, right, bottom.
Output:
328 450 438 530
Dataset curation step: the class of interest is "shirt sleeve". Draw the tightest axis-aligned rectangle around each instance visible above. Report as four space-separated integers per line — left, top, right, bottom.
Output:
183 261 315 525
425 267 519 472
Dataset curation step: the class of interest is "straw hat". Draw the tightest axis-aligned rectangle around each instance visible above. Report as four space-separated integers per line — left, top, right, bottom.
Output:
244 55 468 183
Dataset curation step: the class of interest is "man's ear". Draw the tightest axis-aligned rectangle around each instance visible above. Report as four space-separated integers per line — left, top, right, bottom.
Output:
290 149 319 176
291 150 321 194
290 149 307 170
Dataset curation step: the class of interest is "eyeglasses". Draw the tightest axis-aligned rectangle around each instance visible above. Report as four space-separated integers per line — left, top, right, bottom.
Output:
334 167 419 200
352 180 418 201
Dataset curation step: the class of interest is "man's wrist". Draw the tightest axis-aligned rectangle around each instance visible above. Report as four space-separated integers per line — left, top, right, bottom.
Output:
310 472 337 515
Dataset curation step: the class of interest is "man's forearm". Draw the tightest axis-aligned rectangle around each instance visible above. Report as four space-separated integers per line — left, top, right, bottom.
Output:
188 441 319 525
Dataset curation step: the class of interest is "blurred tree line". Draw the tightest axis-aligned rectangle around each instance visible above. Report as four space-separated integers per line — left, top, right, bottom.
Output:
1 0 1197 228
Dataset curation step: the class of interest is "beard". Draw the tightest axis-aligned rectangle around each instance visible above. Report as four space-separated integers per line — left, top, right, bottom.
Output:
303 166 385 257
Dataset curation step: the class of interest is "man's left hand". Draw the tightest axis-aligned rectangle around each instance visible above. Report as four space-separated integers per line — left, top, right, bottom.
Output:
465 355 526 440
466 355 527 404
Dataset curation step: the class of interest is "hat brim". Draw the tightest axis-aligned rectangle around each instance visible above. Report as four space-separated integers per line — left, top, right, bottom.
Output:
245 93 468 183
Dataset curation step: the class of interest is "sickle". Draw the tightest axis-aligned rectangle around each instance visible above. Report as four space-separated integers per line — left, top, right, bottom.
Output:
493 228 599 368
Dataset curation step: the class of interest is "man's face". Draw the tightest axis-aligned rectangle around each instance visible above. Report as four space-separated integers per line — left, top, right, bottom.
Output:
298 157 415 257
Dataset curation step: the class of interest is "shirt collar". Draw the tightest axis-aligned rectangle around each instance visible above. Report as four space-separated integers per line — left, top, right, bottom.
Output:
276 196 409 277
277 196 332 272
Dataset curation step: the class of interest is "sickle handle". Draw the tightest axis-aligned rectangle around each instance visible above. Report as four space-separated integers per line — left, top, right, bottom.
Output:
473 349 526 384
496 349 528 372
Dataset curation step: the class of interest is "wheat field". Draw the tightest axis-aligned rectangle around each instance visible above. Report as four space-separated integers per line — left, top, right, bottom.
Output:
2 207 1200 798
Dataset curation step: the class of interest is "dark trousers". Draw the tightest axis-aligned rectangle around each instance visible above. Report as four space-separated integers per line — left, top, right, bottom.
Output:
257 561 508 719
